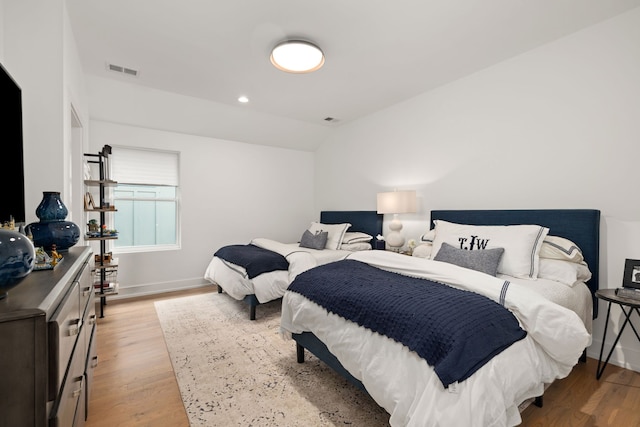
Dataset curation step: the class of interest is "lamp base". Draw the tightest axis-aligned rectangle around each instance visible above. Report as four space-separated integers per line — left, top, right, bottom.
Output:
385 215 405 251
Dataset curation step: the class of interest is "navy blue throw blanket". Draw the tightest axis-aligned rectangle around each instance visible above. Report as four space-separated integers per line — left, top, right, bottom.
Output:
214 244 289 279
288 259 527 387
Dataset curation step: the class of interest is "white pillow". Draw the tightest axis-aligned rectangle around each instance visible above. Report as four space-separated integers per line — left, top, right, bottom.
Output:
339 242 372 251
540 235 584 263
308 222 351 250
341 232 373 245
420 229 436 243
431 220 549 279
538 258 592 286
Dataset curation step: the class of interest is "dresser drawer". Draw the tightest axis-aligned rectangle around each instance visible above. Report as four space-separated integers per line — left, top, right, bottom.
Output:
48 281 81 399
78 263 93 319
84 322 98 422
49 340 85 427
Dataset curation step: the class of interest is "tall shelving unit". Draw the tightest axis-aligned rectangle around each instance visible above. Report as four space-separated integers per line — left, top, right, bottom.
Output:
84 145 118 318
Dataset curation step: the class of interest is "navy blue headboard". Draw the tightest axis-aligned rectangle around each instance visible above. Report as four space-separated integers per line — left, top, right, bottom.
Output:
430 209 601 318
320 210 383 242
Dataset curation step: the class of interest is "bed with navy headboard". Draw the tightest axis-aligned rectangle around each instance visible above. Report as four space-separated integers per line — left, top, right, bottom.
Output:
430 209 600 317
204 210 383 319
282 208 600 426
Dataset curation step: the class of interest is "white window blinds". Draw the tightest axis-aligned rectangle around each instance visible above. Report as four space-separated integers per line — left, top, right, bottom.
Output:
111 147 179 186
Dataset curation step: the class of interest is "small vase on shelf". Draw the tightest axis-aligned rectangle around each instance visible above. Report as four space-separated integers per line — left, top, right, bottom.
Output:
28 192 80 251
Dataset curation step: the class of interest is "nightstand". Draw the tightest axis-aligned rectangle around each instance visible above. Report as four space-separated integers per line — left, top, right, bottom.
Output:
595 289 640 379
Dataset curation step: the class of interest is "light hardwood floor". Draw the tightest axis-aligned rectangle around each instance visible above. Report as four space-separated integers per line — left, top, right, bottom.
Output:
86 288 640 427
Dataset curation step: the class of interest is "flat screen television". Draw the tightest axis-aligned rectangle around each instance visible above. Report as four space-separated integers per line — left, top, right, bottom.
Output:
0 61 25 225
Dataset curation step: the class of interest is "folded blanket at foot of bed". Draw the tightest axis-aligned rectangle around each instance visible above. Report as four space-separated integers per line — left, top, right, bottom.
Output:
213 244 289 279
287 259 527 387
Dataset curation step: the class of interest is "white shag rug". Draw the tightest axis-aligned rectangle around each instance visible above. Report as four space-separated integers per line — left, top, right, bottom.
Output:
154 292 390 426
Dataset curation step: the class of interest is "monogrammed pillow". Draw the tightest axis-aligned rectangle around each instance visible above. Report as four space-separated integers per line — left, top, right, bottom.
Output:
431 220 549 279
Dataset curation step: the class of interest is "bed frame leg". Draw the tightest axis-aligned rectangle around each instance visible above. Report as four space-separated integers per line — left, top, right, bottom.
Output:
580 349 587 363
534 396 543 408
249 305 256 321
296 343 305 363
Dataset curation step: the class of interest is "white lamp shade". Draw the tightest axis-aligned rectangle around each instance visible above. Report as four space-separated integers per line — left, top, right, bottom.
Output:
376 190 417 214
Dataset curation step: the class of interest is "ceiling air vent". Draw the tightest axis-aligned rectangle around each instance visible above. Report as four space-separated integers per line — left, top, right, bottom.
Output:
106 62 139 77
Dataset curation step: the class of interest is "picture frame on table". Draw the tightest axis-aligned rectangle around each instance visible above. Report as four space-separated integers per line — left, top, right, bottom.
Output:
623 258 640 290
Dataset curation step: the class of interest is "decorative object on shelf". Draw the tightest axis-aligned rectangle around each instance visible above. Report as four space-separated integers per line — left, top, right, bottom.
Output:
0 228 36 298
83 161 92 180
84 192 95 209
95 252 112 264
27 191 81 251
1 215 16 230
33 246 63 271
87 219 99 233
376 189 417 251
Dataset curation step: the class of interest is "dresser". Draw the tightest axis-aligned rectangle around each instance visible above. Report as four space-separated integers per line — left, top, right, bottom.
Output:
0 246 96 427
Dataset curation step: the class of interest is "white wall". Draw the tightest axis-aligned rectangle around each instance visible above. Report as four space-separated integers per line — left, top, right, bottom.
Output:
316 8 640 371
2 0 89 226
87 120 315 297
3 0 67 222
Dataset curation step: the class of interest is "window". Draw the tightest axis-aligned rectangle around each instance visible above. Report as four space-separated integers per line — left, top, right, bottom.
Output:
111 147 180 252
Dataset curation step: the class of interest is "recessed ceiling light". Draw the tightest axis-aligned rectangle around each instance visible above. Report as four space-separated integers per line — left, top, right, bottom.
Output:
238 96 249 103
270 40 324 74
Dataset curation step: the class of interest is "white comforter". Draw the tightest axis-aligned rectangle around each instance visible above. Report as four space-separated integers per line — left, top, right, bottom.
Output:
203 238 353 303
280 250 591 427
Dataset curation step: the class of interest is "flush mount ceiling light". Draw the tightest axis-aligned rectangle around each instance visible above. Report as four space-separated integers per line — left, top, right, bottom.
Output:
270 40 325 73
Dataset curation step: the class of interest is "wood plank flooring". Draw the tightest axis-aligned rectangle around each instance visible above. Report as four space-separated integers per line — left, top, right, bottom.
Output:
85 288 640 427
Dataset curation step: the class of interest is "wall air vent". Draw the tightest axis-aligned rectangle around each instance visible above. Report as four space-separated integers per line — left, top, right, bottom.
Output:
106 62 139 77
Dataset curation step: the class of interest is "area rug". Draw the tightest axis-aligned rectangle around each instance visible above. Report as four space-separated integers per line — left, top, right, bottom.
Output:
154 292 390 426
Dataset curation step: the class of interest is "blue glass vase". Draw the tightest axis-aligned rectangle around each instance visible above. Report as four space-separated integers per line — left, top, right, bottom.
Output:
0 229 36 299
35 191 69 221
28 192 80 251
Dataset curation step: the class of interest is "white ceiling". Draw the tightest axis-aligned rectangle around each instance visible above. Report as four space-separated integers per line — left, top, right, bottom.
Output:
66 0 640 133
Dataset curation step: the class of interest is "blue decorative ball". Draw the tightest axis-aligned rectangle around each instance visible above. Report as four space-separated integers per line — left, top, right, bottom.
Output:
0 229 36 298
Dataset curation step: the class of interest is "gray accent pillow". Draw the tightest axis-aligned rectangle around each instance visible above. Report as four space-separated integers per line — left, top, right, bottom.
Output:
299 229 328 250
433 242 505 276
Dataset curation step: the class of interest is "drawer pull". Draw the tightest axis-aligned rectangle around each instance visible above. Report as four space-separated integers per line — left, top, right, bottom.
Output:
82 287 92 297
68 319 81 336
92 355 99 368
72 377 84 397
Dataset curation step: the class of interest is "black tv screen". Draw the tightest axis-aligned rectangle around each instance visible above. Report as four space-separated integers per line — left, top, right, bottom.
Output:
0 61 25 225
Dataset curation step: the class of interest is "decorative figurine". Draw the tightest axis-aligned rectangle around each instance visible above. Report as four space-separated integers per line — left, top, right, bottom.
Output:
49 244 63 266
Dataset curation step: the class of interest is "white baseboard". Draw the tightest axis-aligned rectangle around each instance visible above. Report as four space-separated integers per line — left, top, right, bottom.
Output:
105 278 213 300
587 337 640 373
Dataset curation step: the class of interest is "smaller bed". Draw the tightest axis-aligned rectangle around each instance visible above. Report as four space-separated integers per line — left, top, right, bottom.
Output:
203 210 383 319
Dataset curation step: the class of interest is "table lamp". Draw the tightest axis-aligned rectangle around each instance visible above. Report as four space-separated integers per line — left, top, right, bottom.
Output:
376 190 417 251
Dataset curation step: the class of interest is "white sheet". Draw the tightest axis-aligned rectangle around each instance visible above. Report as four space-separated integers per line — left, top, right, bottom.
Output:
280 250 592 427
203 238 354 303
499 274 593 335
